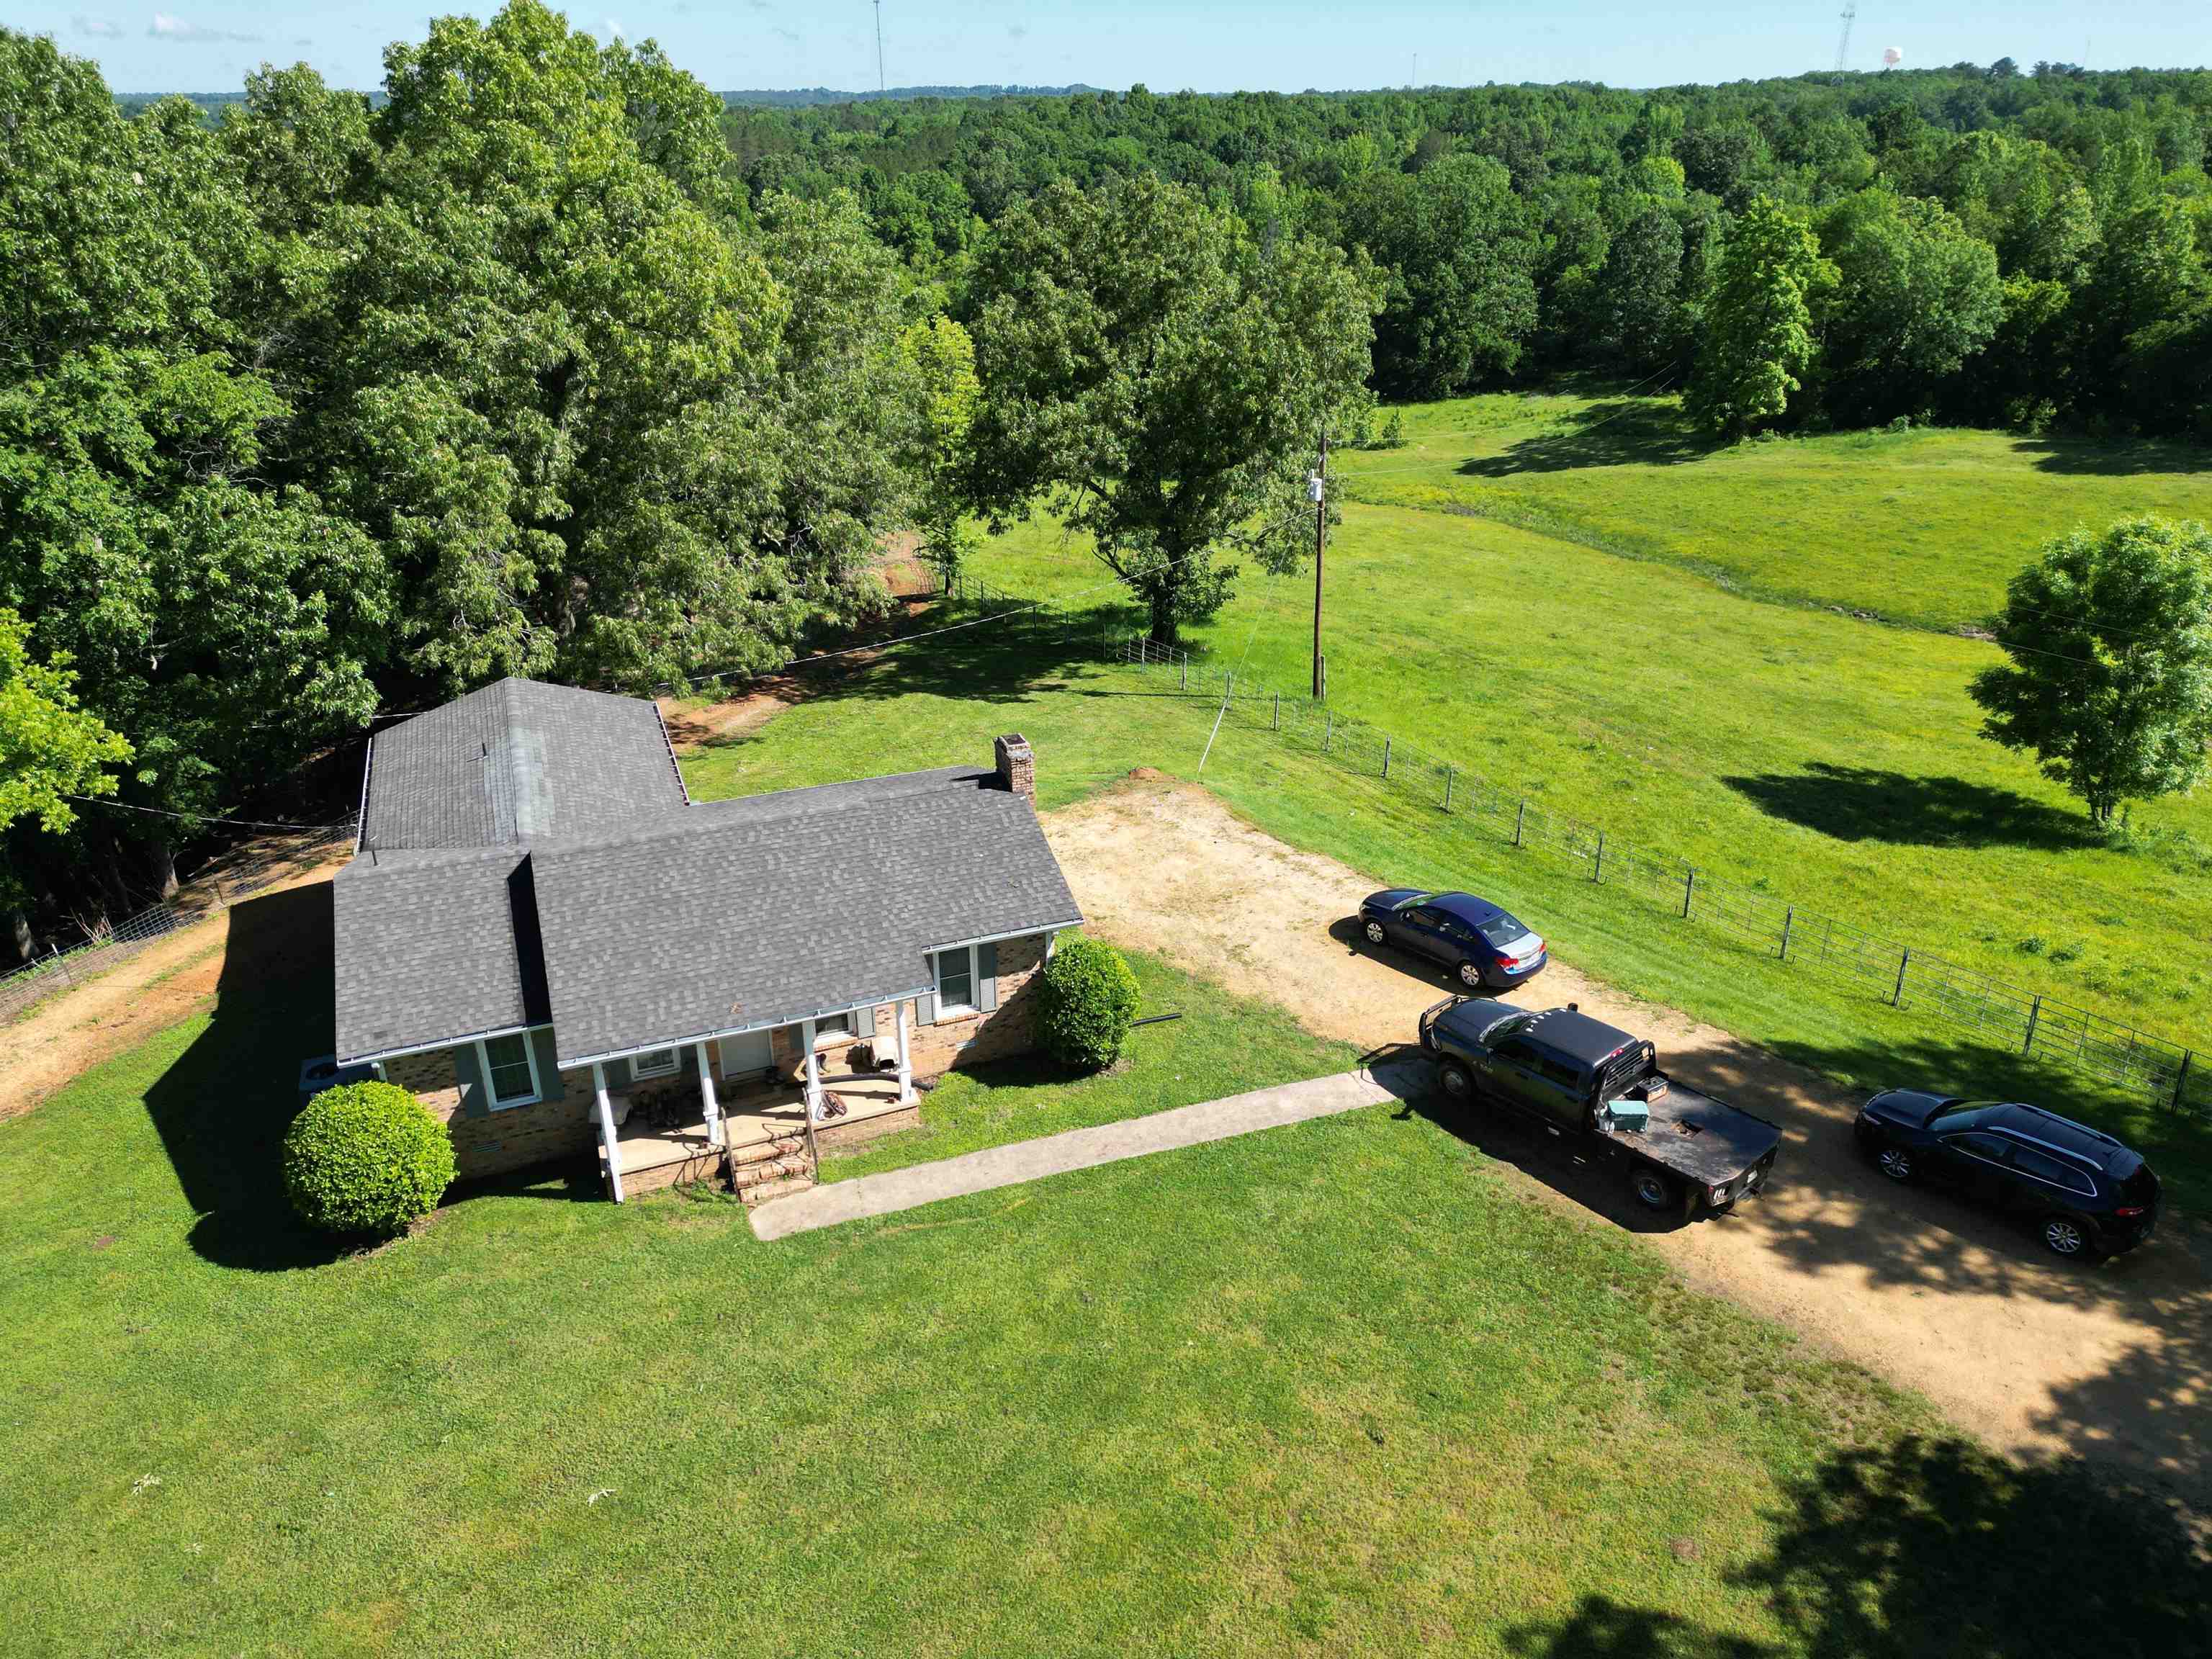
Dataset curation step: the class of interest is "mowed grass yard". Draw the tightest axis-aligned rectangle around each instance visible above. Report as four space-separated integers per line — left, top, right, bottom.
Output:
6 882 2208 1658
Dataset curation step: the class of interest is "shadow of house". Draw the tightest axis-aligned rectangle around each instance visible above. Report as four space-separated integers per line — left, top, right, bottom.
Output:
142 881 352 1271
1456 401 1719 477
1721 763 2100 852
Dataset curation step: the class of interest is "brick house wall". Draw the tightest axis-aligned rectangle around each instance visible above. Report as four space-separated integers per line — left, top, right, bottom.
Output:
382 1041 598 1182
379 930 1057 1183
765 931 1051 1083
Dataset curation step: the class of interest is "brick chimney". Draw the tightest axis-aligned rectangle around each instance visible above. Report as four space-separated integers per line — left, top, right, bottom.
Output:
994 734 1035 802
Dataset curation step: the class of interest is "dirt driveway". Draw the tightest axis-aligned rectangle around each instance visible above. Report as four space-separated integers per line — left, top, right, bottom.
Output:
0 835 346 1120
1046 774 2212 1501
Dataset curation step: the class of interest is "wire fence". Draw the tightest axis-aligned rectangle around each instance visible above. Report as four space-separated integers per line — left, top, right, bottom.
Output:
0 819 356 1026
1109 631 2212 1119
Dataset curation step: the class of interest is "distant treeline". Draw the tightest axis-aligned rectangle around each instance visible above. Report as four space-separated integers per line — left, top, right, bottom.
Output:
729 63 2212 433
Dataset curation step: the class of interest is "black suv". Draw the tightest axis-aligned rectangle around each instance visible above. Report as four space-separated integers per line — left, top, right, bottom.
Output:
1853 1091 2160 1259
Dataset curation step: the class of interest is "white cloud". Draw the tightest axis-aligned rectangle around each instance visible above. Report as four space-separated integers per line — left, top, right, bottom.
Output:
73 14 125 36
604 17 624 39
149 13 265 44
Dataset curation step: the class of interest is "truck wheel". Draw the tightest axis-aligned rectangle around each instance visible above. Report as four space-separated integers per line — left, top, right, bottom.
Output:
1364 919 1386 945
1437 1059 1475 1103
1629 1170 1678 1212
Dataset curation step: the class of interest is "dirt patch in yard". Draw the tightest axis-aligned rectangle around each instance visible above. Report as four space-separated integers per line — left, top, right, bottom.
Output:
1046 774 2212 1503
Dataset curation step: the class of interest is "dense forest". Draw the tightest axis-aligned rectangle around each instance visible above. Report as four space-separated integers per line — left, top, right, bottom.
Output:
2 2 2208 951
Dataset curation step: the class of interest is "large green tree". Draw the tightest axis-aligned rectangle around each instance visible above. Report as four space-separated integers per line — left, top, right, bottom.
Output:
1970 517 2212 825
966 176 1382 643
0 610 130 837
1685 199 1837 436
1816 189 2005 421
1341 155 1539 397
0 30 388 903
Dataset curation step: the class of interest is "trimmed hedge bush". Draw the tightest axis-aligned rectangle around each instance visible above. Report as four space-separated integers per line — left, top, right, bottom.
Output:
283 1080 457 1236
1035 937 1141 1071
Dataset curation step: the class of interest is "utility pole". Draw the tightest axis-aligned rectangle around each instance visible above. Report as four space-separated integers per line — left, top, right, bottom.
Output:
873 0 886 93
1310 431 1328 701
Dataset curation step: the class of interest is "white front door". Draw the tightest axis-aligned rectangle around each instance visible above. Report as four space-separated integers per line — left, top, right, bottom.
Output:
716 1030 773 1081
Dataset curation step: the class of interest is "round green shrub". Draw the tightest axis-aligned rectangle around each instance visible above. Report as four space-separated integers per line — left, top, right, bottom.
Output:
1036 937 1141 1071
283 1080 457 1236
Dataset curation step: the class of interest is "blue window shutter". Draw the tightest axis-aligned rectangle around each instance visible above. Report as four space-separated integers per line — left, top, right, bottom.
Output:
979 940 999 1012
452 1043 487 1118
529 1029 560 1101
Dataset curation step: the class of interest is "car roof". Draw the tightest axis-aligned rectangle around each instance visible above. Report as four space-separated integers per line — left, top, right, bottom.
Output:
1990 1103 2131 1168
1521 1007 1638 1066
1430 891 1508 927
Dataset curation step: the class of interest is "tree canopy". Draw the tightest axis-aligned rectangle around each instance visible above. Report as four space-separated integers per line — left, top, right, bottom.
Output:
1971 516 2212 825
966 175 1381 642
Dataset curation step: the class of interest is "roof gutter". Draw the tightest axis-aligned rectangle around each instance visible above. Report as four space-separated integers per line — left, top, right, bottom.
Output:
341 1020 552 1069
923 916 1084 957
354 734 374 856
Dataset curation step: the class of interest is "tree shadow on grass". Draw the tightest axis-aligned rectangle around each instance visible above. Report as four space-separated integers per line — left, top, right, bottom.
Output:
1721 763 2101 852
143 881 353 1272
1505 1437 2212 1659
742 603 1107 718
1457 400 1720 477
2013 433 2212 477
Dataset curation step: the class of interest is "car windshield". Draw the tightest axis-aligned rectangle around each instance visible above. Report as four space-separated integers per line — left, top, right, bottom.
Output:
1475 914 1529 948
1397 892 1435 909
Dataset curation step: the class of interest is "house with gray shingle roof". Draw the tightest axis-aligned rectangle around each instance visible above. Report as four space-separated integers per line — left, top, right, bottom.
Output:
333 678 1082 1201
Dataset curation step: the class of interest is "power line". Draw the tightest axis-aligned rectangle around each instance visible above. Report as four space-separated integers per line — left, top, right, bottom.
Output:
62 794 355 833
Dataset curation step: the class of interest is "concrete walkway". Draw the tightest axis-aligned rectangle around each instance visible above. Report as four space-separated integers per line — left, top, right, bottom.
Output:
750 1058 1424 1241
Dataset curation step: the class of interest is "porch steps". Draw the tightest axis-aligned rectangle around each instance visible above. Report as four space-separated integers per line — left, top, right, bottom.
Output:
734 1173 816 1207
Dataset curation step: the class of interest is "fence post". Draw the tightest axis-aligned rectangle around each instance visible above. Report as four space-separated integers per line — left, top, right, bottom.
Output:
1225 670 1233 701
1323 712 1332 752
2023 994 2041 1055
1891 948 1911 1008
1513 801 1526 848
1382 738 1392 779
1444 766 1454 810
49 943 70 986
2175 1050 2193 1111
1272 693 1280 731
1593 832 1605 883
1681 870 1695 918
1181 657 1188 691
1779 906 1793 961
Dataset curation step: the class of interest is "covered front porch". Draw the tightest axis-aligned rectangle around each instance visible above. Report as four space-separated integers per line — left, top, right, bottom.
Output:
588 1004 919 1202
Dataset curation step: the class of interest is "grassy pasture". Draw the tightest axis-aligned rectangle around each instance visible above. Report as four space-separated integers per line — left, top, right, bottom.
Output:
1334 391 2212 632
963 480 2212 1070
6 885 2206 1658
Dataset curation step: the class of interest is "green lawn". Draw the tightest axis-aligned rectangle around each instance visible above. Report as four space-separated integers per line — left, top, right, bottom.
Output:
819 950 1360 1182
5 883 2206 1657
1334 390 2212 632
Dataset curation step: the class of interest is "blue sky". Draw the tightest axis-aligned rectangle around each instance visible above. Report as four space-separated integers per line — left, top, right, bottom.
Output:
11 0 2208 96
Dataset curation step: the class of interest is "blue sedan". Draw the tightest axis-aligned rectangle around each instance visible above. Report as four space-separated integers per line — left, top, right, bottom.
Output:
1357 889 1549 992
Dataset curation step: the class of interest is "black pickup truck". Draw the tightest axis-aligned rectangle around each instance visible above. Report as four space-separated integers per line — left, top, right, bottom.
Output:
1419 997 1782 1218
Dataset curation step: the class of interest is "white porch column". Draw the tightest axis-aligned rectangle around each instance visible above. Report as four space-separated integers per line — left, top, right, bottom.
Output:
1046 930 1058 962
694 1040 722 1148
801 1018 824 1121
593 1062 624 1204
894 999 913 1105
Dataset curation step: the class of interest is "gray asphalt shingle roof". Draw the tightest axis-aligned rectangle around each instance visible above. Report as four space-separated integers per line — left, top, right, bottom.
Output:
530 766 1082 1067
333 680 1081 1067
360 678 687 851
333 845 550 1061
